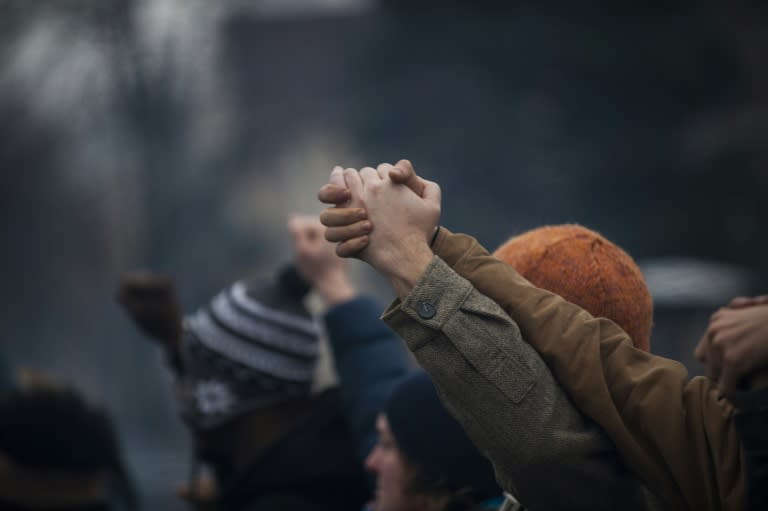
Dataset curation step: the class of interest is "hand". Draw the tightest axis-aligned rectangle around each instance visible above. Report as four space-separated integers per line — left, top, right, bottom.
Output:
694 302 768 397
725 294 768 309
287 214 357 305
318 160 429 257
176 474 218 511
116 271 182 354
318 161 441 298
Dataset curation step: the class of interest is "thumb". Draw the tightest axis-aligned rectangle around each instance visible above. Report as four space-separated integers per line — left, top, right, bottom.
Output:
390 159 426 197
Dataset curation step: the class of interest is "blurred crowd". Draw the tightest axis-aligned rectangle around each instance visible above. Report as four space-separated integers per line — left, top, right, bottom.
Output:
2 3 768 511
1 160 766 511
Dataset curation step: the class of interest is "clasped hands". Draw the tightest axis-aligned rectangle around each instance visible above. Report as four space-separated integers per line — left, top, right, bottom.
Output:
316 159 768 396
316 160 441 299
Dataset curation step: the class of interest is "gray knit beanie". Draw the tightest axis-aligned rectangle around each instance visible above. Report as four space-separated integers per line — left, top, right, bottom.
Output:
176 265 320 429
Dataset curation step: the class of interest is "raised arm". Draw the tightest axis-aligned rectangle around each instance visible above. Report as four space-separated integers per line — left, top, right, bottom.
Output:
695 299 768 511
317 164 659 511
288 215 413 462
430 226 743 511
116 271 184 372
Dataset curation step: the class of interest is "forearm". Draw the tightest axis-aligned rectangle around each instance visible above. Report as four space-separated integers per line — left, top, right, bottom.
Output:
374 239 434 301
312 271 356 306
382 257 655 511
431 227 743 511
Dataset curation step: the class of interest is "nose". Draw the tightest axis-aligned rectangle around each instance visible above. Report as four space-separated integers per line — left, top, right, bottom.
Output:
364 446 380 473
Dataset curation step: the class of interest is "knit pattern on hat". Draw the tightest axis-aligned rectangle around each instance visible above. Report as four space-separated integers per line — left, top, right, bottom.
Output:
493 224 653 352
178 266 320 429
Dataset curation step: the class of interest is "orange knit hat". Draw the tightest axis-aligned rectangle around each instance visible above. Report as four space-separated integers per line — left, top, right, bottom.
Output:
493 224 653 352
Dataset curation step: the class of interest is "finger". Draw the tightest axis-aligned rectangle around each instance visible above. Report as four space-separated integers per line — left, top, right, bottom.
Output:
390 159 426 197
422 179 442 204
330 165 345 187
707 333 724 382
318 184 351 205
395 159 415 174
325 221 372 243
336 236 370 258
728 296 758 309
376 162 394 179
359 166 381 187
343 168 363 198
710 307 726 322
693 332 709 364
320 207 367 227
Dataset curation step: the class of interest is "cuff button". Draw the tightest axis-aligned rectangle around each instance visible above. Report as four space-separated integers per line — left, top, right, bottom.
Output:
418 302 436 319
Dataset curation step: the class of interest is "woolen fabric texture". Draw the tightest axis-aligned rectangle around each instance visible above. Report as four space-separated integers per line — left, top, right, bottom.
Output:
179 265 321 429
382 256 657 511
493 224 653 351
385 370 500 499
434 227 743 510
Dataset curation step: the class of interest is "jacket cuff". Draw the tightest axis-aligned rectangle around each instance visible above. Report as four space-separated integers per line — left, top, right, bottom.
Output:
382 256 473 351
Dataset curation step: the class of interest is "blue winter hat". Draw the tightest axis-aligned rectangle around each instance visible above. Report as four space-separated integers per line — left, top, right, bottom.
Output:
385 370 500 499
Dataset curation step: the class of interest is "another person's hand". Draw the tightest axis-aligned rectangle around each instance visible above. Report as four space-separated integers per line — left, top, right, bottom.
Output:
694 302 768 397
116 272 182 353
317 160 429 257
725 294 768 309
318 161 441 298
287 214 356 305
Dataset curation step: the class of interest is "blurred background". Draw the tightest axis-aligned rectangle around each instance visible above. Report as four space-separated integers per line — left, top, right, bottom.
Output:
1 0 767 507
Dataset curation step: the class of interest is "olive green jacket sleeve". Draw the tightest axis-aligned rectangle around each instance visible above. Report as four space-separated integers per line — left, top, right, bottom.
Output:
382 256 657 511
430 227 744 511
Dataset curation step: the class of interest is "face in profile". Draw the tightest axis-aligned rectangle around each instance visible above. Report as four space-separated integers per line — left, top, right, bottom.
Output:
364 414 424 511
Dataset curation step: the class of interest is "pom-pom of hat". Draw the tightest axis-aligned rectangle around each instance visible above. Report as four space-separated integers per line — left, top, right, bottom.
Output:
493 224 652 351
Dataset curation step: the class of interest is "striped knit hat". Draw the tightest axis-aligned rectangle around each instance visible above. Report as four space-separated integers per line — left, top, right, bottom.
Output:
177 265 321 429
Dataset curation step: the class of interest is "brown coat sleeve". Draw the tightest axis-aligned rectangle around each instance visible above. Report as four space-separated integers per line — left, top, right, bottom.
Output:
432 227 744 511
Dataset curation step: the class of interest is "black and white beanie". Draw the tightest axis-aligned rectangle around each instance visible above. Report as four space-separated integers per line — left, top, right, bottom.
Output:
177 265 320 429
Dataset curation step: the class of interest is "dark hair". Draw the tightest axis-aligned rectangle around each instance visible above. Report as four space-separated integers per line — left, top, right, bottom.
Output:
0 385 137 510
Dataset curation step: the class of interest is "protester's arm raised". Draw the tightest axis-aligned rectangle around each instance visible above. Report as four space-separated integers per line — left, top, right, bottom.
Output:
318 163 661 511
318 163 744 511
116 272 184 372
288 213 414 464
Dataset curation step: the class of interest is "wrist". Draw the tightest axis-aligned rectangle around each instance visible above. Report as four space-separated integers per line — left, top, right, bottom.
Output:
378 239 434 300
314 270 356 305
